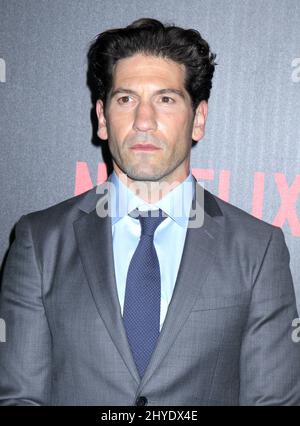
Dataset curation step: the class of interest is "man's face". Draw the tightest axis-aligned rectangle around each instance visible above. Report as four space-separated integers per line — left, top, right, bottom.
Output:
96 53 207 184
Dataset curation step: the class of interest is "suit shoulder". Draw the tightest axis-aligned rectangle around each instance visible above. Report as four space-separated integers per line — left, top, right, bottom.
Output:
207 190 281 240
21 186 97 229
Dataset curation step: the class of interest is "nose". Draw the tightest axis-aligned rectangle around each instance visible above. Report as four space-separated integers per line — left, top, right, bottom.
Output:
132 101 157 132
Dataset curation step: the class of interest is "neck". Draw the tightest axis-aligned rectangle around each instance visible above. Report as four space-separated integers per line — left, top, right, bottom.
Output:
115 170 190 204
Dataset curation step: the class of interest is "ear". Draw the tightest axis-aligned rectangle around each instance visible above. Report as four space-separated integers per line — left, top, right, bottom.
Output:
96 100 108 140
192 100 208 142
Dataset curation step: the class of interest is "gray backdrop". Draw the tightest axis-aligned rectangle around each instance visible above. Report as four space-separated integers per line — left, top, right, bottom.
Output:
1 0 300 309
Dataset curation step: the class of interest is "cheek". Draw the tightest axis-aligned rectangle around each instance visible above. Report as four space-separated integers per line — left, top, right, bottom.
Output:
108 113 132 140
159 112 191 140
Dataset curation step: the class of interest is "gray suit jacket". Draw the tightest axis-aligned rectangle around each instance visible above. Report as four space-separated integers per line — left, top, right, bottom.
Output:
0 178 300 406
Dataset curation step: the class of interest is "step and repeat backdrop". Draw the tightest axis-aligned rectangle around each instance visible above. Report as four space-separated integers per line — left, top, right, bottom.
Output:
1 0 300 308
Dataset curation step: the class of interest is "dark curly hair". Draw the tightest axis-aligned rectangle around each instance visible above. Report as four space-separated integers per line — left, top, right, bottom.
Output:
87 18 216 113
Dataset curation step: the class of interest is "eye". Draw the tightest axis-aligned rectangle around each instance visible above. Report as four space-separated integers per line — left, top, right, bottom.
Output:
160 96 175 104
117 96 132 104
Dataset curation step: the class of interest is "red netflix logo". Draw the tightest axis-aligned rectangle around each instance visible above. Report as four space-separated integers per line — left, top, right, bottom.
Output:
74 162 300 237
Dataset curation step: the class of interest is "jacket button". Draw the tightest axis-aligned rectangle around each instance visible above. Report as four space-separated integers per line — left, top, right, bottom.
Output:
136 396 148 406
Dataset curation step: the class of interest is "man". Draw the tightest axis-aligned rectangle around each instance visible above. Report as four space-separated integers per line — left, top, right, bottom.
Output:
0 18 300 406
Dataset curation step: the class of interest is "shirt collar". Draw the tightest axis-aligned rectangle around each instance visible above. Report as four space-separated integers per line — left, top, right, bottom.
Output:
108 170 195 228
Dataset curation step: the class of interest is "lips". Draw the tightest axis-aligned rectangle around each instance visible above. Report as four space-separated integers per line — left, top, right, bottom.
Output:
130 144 161 151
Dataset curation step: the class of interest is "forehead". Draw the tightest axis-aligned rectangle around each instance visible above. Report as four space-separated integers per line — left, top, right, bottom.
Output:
112 54 187 89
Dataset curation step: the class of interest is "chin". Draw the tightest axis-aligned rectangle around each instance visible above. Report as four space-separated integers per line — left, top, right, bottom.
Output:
128 173 163 182
124 167 166 182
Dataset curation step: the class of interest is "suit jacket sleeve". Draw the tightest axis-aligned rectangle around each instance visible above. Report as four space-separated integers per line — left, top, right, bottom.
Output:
0 215 52 405
239 226 300 405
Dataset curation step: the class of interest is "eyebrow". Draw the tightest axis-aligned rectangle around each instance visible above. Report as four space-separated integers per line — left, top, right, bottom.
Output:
110 87 186 100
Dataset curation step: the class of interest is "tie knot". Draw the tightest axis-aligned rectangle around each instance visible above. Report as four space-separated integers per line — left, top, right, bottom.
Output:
130 209 167 237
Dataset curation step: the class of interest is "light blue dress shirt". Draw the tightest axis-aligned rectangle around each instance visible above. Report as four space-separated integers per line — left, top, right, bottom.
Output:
108 170 195 331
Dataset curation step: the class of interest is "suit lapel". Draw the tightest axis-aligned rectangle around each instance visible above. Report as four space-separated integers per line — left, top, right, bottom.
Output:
73 189 140 384
137 182 224 389
73 179 224 388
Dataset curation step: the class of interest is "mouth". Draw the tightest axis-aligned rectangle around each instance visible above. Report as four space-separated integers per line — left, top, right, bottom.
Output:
130 144 162 152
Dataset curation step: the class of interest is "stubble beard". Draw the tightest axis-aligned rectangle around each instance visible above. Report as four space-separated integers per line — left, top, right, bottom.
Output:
111 147 189 184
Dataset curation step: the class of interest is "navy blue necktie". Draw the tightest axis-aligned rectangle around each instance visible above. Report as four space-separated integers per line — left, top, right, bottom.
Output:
123 209 167 379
